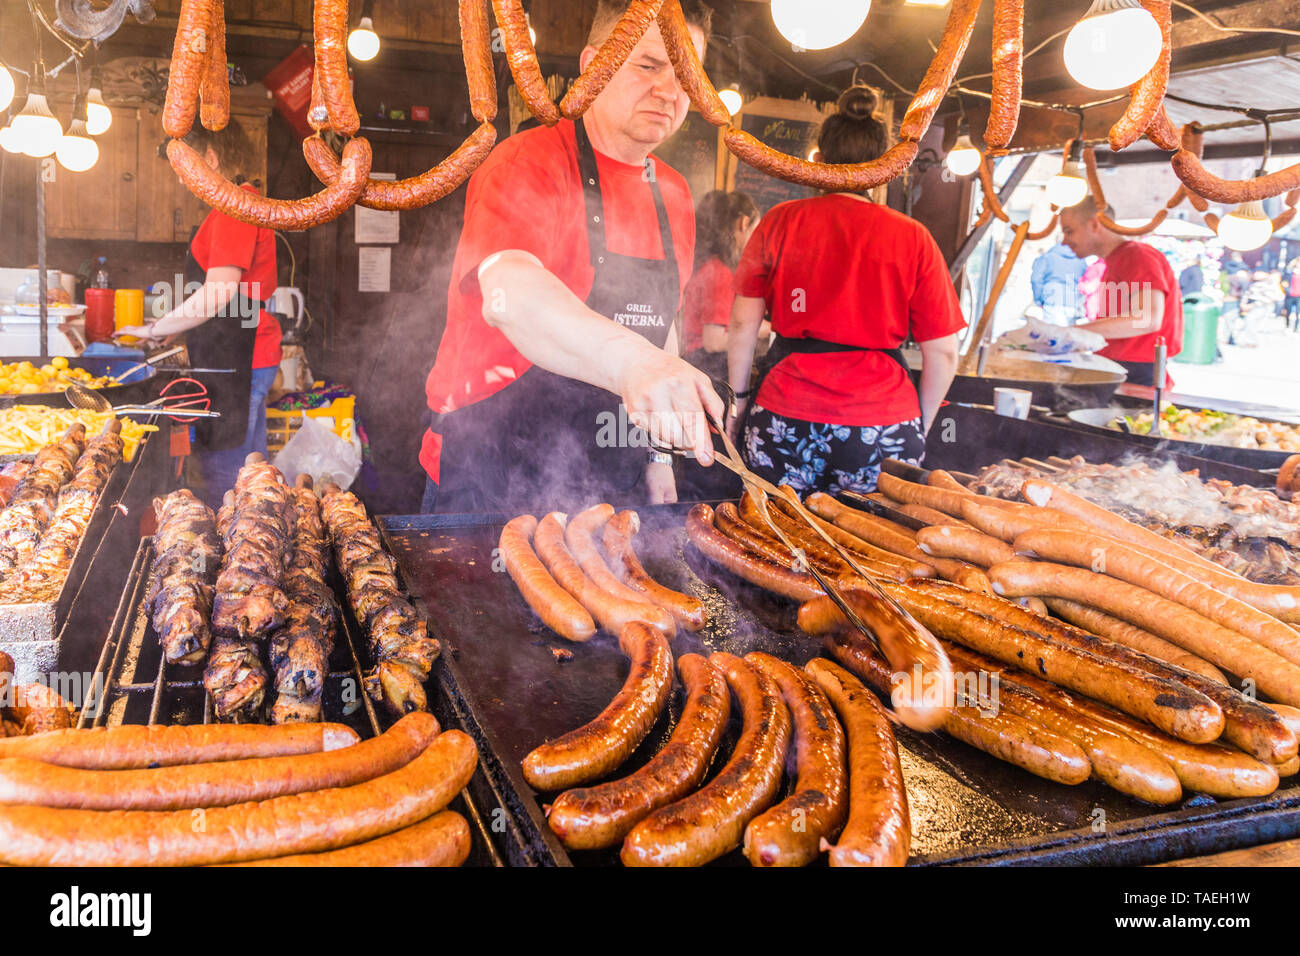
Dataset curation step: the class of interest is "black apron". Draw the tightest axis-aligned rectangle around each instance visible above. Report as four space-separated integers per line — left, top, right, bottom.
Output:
433 119 679 514
738 334 919 436
183 235 260 451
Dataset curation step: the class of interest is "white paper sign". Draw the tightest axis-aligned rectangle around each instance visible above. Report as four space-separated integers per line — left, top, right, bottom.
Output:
354 172 399 243
358 247 391 293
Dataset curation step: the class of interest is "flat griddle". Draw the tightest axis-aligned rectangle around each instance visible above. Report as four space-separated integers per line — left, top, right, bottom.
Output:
381 506 1300 866
1062 407 1296 471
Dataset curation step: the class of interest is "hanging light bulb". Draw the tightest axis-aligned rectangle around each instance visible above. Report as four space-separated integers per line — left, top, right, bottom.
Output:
85 86 112 135
771 0 872 51
56 96 98 172
0 124 21 154
1064 0 1162 91
11 91 63 159
347 15 380 60
0 64 14 113
946 133 981 177
1217 200 1274 252
1046 140 1089 207
719 84 743 116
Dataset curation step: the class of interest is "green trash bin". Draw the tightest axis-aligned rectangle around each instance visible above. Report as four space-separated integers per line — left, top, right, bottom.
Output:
1179 293 1220 365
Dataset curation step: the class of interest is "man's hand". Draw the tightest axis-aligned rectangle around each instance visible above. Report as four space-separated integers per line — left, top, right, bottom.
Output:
618 349 725 466
645 460 678 504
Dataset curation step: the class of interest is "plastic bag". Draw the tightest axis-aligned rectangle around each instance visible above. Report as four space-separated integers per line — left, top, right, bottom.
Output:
996 315 1107 355
271 413 362 490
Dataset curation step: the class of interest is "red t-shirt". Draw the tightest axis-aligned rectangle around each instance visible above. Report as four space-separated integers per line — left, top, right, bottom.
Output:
682 256 734 353
733 194 966 426
191 187 282 369
420 120 696 482
1092 241 1183 378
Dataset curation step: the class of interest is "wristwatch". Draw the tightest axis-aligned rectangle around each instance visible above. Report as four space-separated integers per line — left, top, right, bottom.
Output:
649 450 674 466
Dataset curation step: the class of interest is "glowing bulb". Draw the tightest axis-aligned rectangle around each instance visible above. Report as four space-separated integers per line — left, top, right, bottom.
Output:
347 17 380 60
1063 0 1162 91
946 135 981 177
1217 200 1274 252
0 125 21 153
85 86 112 135
55 118 98 172
1046 162 1089 207
11 92 63 158
0 65 13 113
771 0 872 51
719 85 743 116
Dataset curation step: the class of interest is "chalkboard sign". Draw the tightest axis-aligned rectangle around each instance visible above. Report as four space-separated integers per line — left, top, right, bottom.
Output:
654 110 721 205
730 110 822 214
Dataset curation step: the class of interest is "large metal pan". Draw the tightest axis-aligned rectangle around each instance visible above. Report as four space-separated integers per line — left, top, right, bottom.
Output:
1064 406 1296 470
0 355 157 410
905 349 1124 413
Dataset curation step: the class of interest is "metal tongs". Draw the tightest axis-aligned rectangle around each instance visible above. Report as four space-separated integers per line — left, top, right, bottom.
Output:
695 414 926 658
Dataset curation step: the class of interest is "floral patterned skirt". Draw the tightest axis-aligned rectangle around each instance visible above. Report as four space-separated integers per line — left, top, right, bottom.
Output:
741 405 926 496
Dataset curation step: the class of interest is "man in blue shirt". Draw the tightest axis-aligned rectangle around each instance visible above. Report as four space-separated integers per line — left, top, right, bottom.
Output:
1030 242 1088 325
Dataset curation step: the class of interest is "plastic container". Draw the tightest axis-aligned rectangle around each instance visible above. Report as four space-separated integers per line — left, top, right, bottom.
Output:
1179 293 1220 366
84 288 116 342
265 383 356 454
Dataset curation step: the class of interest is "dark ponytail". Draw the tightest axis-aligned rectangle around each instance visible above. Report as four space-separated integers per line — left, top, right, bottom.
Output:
816 86 887 168
694 189 760 270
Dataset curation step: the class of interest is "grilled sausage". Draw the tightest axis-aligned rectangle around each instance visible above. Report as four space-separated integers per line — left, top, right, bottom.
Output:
826 634 1092 785
313 0 360 135
224 810 471 867
0 730 477 866
1016 528 1300 667
1108 0 1170 151
622 652 791 866
565 504 675 635
536 512 674 637
302 121 497 211
898 0 983 143
491 0 560 125
769 498 934 577
460 0 499 122
1145 104 1181 151
198 0 229 131
989 559 1300 709
804 657 910 866
163 0 216 137
920 581 1295 765
917 524 1016 567
168 136 372 230
743 653 848 866
724 132 919 193
1021 478 1300 622
984 0 1023 150
500 515 596 642
685 503 825 602
560 0 664 119
873 579 1226 743
0 721 359 769
657 0 730 126
1042 597 1229 684
878 472 972 519
547 653 729 850
522 623 673 792
603 510 706 631
0 712 438 810
942 643 1182 804
796 588 954 733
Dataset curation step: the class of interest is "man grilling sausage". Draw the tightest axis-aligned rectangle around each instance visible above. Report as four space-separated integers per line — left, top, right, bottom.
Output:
420 0 722 514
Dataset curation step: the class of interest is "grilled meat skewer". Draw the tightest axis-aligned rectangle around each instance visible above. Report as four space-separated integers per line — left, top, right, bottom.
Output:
211 456 295 639
320 485 439 716
147 489 222 664
0 424 86 580
268 475 339 724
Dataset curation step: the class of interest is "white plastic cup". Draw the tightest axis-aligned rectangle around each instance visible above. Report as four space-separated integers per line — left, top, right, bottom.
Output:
994 387 1032 419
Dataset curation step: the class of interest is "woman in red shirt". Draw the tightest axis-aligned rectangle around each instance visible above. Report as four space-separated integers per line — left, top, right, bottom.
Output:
116 121 282 507
682 190 760 381
726 87 964 495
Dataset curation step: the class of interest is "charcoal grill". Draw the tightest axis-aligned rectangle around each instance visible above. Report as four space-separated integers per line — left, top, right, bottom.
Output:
81 536 510 867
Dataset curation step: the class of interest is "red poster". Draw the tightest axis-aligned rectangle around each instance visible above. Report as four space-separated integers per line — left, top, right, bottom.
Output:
263 44 315 139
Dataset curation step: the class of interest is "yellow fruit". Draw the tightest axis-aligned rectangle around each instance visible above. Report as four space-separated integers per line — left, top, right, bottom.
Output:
51 356 68 370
